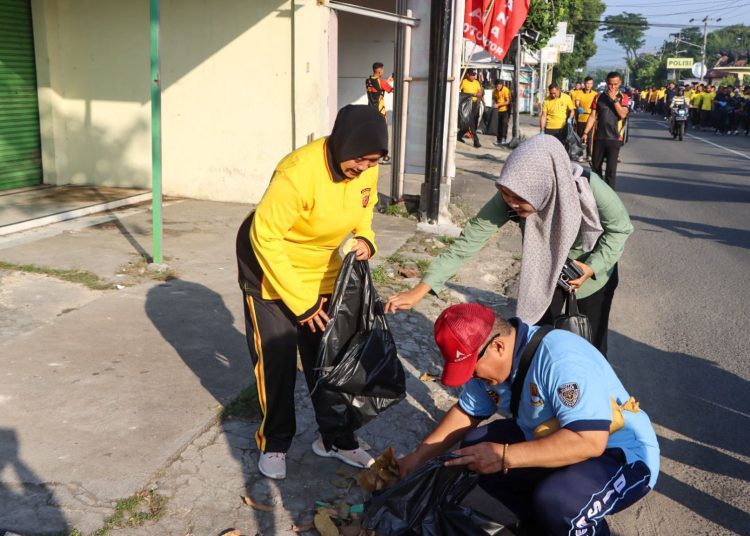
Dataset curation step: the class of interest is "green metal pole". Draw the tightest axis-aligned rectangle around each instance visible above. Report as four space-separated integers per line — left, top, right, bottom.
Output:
150 0 163 264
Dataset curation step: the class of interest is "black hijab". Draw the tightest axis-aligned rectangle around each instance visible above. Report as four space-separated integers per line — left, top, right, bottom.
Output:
326 105 388 182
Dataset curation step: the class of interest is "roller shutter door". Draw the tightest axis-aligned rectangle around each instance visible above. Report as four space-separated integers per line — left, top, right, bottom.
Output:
0 0 42 190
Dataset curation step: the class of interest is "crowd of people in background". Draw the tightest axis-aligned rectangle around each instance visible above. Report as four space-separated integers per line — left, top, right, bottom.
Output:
633 81 750 136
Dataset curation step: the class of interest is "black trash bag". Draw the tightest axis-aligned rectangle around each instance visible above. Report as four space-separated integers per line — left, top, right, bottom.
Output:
458 92 475 133
362 455 508 536
311 252 406 437
563 122 584 160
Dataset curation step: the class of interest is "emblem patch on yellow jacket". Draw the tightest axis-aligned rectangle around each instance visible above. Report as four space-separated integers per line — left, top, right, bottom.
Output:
361 188 371 208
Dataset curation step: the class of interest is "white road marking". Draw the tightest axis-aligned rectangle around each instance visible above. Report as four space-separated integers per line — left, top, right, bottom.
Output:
638 118 750 161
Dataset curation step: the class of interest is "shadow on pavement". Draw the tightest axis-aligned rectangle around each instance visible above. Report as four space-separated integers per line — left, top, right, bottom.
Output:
608 330 750 534
0 428 69 535
630 215 750 250
619 173 750 203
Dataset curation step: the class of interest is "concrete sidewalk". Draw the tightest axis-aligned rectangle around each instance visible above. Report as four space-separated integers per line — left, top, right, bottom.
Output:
0 121 538 535
0 198 416 534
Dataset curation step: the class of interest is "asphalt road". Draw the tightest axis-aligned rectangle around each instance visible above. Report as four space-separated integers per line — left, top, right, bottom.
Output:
606 115 750 535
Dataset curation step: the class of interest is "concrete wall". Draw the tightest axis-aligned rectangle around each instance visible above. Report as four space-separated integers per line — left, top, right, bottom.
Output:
336 0 396 120
32 0 333 203
32 0 151 189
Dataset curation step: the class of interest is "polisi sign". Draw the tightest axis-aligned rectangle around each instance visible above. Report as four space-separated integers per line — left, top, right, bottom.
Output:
666 57 694 69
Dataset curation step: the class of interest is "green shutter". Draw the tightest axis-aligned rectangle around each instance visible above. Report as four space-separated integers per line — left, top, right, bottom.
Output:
0 0 41 190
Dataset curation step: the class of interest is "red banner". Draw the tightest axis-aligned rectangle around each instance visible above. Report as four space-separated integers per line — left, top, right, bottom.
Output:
463 0 530 61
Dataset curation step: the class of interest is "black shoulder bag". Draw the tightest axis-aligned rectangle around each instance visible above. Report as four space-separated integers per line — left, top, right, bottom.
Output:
554 292 593 343
511 326 553 419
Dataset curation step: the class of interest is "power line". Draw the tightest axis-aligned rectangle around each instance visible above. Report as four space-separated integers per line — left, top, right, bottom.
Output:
583 19 730 29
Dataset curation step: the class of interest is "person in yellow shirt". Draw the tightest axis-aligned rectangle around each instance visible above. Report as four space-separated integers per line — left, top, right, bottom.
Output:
700 85 716 129
235 105 387 480
656 86 667 117
689 84 703 128
458 69 484 148
569 80 583 104
639 89 648 111
649 86 659 115
540 83 575 143
492 78 512 145
575 77 598 160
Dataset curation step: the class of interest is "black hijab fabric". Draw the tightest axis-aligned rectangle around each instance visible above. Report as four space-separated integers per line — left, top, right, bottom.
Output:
326 105 388 182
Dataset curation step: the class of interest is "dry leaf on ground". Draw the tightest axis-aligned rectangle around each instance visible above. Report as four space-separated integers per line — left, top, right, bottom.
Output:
357 447 400 493
241 495 274 512
221 530 241 536
419 372 440 382
314 510 340 536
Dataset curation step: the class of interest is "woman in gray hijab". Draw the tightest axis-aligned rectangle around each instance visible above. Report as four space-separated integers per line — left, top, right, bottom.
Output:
385 135 633 355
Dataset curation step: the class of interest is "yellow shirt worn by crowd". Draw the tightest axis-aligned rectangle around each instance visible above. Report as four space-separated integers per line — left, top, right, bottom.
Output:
543 93 575 129
690 91 703 108
701 91 715 111
460 78 482 102
649 91 659 103
575 89 598 124
657 88 667 101
249 137 378 317
640 90 648 101
493 86 511 112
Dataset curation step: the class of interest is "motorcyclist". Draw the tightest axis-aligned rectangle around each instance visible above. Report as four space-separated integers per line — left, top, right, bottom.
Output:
669 87 688 137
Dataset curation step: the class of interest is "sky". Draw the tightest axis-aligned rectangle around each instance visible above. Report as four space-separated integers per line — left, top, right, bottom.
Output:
587 0 750 68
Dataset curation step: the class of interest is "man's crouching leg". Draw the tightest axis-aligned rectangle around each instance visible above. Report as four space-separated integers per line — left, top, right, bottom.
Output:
531 449 652 535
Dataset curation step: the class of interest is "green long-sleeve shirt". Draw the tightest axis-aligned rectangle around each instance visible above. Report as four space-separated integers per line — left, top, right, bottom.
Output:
422 173 633 300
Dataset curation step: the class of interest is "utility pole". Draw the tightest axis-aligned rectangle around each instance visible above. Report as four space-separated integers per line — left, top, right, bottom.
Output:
690 16 722 83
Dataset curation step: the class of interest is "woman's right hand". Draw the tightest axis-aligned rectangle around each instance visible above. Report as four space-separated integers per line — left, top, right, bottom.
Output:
384 283 431 314
303 297 330 332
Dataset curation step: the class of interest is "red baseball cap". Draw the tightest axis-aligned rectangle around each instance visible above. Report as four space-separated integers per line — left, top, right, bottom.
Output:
434 303 496 387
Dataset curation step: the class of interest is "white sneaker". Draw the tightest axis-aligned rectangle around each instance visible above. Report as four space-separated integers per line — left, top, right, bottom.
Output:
311 436 375 468
258 451 286 480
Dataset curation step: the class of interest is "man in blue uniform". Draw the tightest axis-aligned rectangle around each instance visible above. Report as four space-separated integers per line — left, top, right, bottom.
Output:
398 303 659 535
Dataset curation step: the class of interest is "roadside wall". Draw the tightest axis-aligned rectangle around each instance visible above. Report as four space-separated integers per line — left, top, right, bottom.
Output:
31 0 332 203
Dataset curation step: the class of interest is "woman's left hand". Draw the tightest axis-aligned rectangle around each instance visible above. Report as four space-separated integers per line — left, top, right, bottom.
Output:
568 260 594 291
351 239 372 261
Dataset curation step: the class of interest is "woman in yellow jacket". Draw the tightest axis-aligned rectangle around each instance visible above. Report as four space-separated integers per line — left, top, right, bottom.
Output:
236 105 387 479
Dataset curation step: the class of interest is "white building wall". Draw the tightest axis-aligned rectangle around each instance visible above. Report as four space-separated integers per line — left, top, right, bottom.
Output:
32 0 333 204
336 0 396 120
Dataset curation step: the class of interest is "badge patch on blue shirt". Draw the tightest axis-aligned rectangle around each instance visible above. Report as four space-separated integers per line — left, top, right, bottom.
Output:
557 382 580 407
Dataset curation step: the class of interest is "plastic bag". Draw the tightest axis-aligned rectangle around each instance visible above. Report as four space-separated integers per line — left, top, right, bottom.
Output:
563 122 584 160
311 253 406 437
458 92 475 133
362 455 507 535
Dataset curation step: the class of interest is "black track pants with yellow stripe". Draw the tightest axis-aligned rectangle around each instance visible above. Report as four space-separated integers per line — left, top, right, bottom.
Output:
241 292 358 454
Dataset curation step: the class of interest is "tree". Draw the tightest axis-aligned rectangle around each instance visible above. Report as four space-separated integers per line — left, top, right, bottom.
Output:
554 0 607 83
602 12 649 63
630 54 662 88
523 0 572 50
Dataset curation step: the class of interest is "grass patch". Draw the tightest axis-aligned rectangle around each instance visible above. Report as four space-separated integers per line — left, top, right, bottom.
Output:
415 259 430 274
118 254 178 282
372 264 391 285
385 252 406 266
436 235 456 246
92 490 167 535
0 261 112 290
222 385 261 421
383 204 409 218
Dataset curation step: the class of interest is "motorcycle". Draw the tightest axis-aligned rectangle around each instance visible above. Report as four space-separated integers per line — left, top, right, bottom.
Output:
670 104 688 141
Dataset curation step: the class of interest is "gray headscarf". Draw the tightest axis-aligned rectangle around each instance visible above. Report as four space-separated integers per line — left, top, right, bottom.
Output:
496 135 603 324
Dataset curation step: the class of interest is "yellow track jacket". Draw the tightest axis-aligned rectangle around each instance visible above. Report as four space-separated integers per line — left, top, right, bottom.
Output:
241 137 378 321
